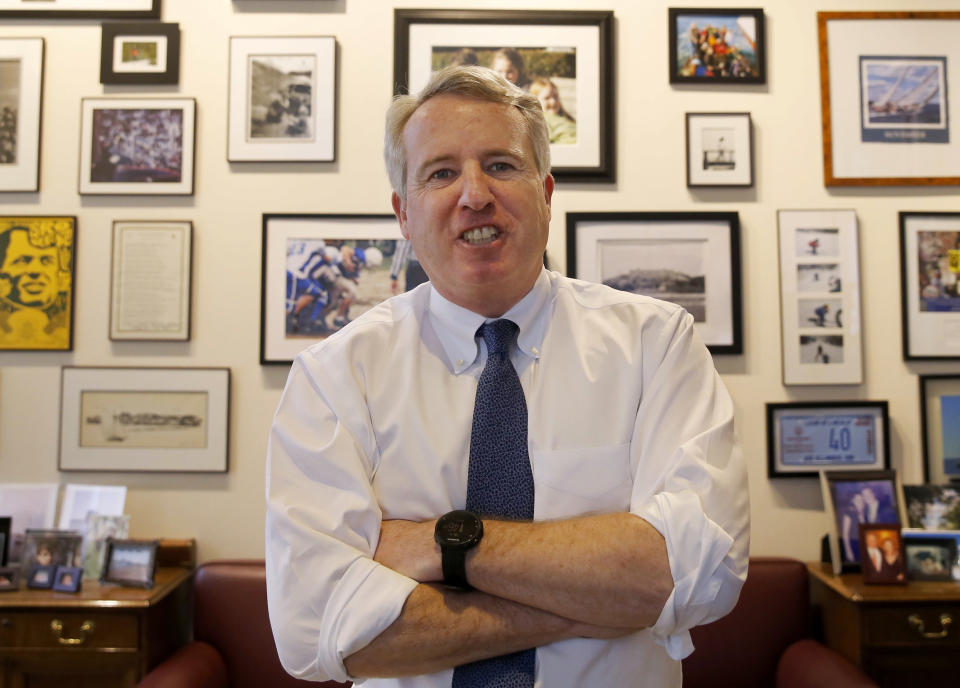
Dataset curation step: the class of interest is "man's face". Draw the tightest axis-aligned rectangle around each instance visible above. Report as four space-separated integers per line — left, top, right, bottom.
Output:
392 94 553 317
865 532 878 548
0 230 60 308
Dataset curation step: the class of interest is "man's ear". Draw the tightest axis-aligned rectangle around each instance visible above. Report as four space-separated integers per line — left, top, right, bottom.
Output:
391 192 410 240
543 173 555 220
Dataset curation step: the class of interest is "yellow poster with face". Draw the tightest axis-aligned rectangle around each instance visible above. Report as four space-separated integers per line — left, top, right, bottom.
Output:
0 217 75 350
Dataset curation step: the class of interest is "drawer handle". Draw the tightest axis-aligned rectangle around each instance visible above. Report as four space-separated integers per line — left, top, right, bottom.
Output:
50 619 95 646
907 613 952 640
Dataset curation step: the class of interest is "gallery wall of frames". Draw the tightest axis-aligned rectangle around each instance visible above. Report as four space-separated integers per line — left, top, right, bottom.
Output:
0 0 959 565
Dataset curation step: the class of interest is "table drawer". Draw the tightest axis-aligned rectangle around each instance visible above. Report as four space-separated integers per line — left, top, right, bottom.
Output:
3 611 139 650
864 605 960 647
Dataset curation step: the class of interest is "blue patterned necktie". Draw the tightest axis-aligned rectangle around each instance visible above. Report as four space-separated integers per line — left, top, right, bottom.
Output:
452 319 536 688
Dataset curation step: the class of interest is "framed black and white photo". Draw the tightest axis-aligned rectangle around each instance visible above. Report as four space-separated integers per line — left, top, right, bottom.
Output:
685 112 753 187
110 220 192 341
58 366 230 473
821 470 903 573
766 401 890 479
100 22 179 85
228 36 336 162
777 210 862 385
101 538 157 588
566 211 742 354
900 212 960 359
818 12 960 186
393 9 614 183
668 8 765 84
920 375 960 484
261 214 404 364
0 38 43 192
79 97 195 195
0 0 159 18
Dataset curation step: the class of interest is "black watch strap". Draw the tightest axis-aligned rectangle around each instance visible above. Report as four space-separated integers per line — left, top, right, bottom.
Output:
441 547 470 589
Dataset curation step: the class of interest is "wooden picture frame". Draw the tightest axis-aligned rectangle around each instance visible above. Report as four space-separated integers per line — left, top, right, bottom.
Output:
685 112 753 187
0 38 43 192
100 538 157 588
859 523 907 584
0 0 159 18
668 7 765 84
100 22 180 85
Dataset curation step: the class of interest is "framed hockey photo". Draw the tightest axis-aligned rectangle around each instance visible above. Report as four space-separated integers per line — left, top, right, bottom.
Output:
0 38 43 192
228 36 336 162
685 112 753 187
0 0 159 18
101 538 157 588
566 211 742 355
79 97 196 195
100 22 180 85
668 8 765 84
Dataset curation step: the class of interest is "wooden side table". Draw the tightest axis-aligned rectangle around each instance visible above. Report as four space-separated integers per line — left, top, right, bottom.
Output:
807 562 960 688
0 566 193 688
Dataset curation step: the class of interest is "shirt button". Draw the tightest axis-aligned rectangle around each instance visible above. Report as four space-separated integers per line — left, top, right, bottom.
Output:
531 347 540 355
457 359 464 366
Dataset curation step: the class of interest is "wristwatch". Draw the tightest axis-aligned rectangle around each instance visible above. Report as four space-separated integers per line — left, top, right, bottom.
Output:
434 509 484 589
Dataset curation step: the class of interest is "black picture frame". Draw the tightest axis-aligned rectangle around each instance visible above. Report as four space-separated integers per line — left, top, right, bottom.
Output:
100 22 180 85
685 112 753 188
668 7 766 84
766 401 891 479
0 566 19 591
566 211 742 354
0 517 9 566
904 535 957 581
0 0 160 19
52 565 82 593
101 537 158 588
919 375 960 484
392 8 615 183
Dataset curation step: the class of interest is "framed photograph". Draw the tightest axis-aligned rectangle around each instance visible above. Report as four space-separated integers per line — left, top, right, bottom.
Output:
859 523 907 584
82 513 130 579
920 376 960 483
904 484 960 529
685 112 753 187
904 535 957 582
79 97 196 195
0 0 158 18
821 470 903 573
0 516 9 565
110 220 192 341
26 564 56 589
19 529 82 578
394 9 614 183
58 366 231 473
0 566 19 591
100 22 179 85
228 36 336 162
101 538 157 588
766 401 890 479
818 12 960 186
52 565 82 593
668 8 765 84
0 216 76 351
777 210 862 384
261 213 404 364
0 38 43 192
900 212 960 359
566 211 742 354
58 484 126 534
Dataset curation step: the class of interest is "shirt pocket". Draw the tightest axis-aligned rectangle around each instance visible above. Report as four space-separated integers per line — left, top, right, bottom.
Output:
529 443 632 521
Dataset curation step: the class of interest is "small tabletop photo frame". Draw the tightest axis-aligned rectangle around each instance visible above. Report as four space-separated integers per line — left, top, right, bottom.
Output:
0 566 19 592
685 112 753 188
52 565 82 593
859 523 907 584
101 538 158 588
903 533 959 582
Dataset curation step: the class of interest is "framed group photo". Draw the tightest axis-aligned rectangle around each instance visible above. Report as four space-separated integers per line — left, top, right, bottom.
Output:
0 38 43 193
818 11 960 186
668 8 765 84
0 0 159 18
393 9 614 183
685 112 753 187
566 211 742 354
100 22 180 85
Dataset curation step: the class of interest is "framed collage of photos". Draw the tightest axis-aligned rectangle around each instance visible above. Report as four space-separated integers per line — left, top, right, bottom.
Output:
685 112 753 188
920 375 960 484
228 36 336 162
566 211 742 355
777 209 862 385
668 8 766 84
0 0 159 18
100 22 180 85
0 38 43 193
393 9 614 182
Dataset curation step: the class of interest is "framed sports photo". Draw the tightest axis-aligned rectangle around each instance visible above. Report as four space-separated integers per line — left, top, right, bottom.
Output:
685 112 753 187
260 214 405 364
566 211 742 354
79 97 196 195
777 209 862 384
58 366 230 473
100 22 180 85
668 8 765 84
0 216 76 351
766 401 890 479
101 538 157 588
394 9 614 183
0 0 159 18
920 375 960 484
818 11 960 186
0 38 43 192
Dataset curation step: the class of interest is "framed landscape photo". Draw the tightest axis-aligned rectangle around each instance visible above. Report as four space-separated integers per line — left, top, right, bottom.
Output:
900 212 960 359
110 220 192 341
261 214 404 364
228 36 336 162
0 0 159 18
685 112 753 187
767 401 890 479
818 12 960 186
0 38 43 192
101 538 157 588
79 97 195 195
100 22 180 85
668 8 765 84
566 211 742 354
58 366 230 473
394 9 614 183
777 209 862 385
920 375 960 484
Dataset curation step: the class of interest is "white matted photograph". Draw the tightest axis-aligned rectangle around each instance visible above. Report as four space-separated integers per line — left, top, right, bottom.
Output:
0 38 43 192
100 22 179 85
0 0 158 18
685 112 753 187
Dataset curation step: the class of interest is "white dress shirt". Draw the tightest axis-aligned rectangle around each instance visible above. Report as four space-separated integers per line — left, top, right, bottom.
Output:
266 269 750 687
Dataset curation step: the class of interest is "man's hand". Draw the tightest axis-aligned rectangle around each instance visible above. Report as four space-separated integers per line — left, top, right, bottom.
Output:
374 519 442 582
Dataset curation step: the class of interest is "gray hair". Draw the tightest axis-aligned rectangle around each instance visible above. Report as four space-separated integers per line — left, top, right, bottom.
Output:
384 65 551 197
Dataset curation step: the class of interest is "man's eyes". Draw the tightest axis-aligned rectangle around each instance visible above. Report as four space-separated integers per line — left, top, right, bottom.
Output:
429 169 454 180
489 161 515 172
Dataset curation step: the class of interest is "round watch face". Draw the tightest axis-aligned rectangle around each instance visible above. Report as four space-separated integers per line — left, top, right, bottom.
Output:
435 510 482 546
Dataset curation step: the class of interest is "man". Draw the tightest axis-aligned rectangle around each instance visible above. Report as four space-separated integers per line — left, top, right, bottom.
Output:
864 530 883 575
266 66 749 687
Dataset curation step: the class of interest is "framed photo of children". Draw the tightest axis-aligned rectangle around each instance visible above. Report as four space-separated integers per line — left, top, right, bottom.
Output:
0 38 43 192
818 12 960 186
685 112 753 188
0 0 159 18
260 214 406 364
393 9 614 183
78 97 196 195
227 36 336 162
100 22 180 85
920 375 960 484
900 212 960 359
668 8 765 84
777 209 862 385
566 211 742 355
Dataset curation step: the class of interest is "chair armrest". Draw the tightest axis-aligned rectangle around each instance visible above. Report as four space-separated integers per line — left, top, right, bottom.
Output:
776 639 878 688
137 641 229 688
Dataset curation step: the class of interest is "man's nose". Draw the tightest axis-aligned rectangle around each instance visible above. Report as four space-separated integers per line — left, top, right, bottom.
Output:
458 163 494 211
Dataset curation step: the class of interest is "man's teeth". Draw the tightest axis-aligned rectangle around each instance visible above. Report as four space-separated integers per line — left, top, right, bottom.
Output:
462 226 498 244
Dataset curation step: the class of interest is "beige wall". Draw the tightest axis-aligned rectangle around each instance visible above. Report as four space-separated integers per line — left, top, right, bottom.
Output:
1 0 958 563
